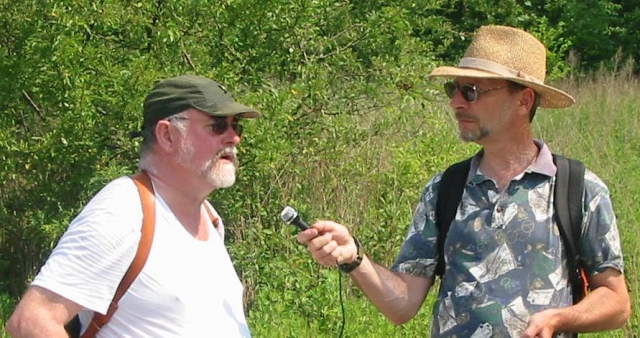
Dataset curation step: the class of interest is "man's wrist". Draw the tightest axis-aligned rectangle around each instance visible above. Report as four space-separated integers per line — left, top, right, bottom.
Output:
338 236 364 273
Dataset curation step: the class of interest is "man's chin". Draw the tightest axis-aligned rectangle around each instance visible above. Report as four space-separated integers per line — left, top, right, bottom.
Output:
459 131 482 143
209 169 237 188
215 179 236 189
459 133 474 142
205 161 238 188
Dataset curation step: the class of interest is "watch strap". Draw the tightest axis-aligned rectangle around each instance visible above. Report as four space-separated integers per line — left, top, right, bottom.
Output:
338 236 363 273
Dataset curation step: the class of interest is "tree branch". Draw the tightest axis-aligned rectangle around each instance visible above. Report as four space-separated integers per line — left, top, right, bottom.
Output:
181 41 197 70
21 90 45 120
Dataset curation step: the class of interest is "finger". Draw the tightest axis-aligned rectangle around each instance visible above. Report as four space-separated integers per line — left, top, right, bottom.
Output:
519 327 538 338
310 220 349 238
315 240 339 260
307 234 338 266
307 233 333 252
296 228 319 244
309 220 335 233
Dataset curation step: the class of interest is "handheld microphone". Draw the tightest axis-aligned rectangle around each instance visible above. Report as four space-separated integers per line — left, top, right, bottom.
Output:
280 206 310 231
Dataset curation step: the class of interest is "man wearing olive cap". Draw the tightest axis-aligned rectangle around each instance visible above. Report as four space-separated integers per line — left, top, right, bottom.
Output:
8 75 259 337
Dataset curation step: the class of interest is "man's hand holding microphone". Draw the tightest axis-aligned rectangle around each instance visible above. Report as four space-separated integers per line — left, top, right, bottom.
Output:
281 206 363 273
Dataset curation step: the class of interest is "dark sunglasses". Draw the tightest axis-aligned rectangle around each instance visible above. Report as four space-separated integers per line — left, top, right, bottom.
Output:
443 82 506 102
208 117 243 137
169 116 243 136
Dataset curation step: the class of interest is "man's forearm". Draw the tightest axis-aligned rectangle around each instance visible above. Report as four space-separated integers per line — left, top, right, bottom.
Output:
7 317 70 338
349 255 432 325
550 285 631 333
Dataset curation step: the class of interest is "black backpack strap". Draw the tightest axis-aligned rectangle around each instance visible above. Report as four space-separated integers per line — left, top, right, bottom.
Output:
435 158 472 277
553 154 587 304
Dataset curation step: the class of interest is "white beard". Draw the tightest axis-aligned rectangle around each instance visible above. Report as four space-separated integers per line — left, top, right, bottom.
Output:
177 141 238 189
208 159 236 188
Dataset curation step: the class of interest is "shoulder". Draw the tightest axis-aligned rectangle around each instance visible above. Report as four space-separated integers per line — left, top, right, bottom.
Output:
69 176 144 237
579 167 613 207
581 168 616 217
421 172 444 198
421 157 471 204
30 176 144 313
583 168 610 194
86 176 142 209
552 154 611 201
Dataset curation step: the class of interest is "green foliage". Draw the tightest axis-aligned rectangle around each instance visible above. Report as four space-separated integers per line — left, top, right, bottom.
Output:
0 293 16 337
549 0 623 71
1 1 639 337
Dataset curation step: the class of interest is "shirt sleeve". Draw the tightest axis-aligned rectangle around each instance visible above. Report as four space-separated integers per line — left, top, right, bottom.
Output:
580 169 625 275
31 176 143 315
390 173 442 278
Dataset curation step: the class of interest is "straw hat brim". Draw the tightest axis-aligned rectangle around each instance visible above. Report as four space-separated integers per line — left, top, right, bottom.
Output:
429 66 575 109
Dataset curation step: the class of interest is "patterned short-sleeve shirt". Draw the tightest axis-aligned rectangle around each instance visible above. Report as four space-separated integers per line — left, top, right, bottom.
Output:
391 141 624 337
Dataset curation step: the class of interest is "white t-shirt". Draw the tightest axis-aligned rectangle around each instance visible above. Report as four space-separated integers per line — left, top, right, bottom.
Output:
32 176 251 337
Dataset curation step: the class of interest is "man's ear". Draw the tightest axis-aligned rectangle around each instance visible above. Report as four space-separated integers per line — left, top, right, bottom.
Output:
154 120 175 151
518 88 536 115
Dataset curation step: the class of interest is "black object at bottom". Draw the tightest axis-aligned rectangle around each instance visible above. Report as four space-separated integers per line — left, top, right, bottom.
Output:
65 315 81 338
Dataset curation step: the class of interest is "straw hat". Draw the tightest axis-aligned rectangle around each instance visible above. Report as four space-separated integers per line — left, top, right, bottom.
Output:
429 25 575 108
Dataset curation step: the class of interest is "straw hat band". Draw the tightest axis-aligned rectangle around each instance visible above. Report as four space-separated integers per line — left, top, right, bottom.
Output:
428 25 575 108
459 58 544 85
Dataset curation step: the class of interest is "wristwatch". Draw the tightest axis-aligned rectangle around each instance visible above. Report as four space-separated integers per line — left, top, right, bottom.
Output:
338 236 364 273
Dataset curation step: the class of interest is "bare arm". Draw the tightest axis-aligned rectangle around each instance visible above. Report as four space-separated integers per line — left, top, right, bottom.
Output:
522 268 631 338
6 286 83 338
349 255 432 324
298 220 433 325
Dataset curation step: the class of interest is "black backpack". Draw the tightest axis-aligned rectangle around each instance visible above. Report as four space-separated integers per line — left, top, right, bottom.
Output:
434 154 588 306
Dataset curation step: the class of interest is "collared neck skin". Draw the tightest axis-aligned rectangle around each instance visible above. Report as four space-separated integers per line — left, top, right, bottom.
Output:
467 139 557 185
449 76 539 191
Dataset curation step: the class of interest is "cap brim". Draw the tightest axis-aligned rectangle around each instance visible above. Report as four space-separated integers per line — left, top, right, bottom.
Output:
428 66 575 109
203 102 261 118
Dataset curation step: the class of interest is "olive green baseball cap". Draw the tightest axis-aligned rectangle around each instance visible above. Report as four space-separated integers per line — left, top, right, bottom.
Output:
133 75 260 137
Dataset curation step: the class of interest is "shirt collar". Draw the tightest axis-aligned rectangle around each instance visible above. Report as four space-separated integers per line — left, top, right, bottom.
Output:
529 139 556 177
466 139 556 184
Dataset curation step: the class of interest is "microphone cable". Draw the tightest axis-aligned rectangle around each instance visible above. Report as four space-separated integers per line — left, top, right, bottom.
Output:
338 268 345 338
279 206 347 338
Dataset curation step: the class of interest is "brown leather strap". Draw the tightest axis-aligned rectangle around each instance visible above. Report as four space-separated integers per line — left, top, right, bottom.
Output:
204 203 220 229
81 171 156 338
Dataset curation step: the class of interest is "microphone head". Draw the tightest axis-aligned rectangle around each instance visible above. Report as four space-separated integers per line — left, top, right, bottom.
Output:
280 206 298 224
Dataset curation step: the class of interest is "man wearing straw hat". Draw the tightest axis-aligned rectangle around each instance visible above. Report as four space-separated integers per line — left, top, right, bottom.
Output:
297 25 630 337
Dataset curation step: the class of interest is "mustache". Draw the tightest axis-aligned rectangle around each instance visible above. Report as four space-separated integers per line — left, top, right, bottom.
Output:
455 111 477 122
214 146 239 166
216 146 237 158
